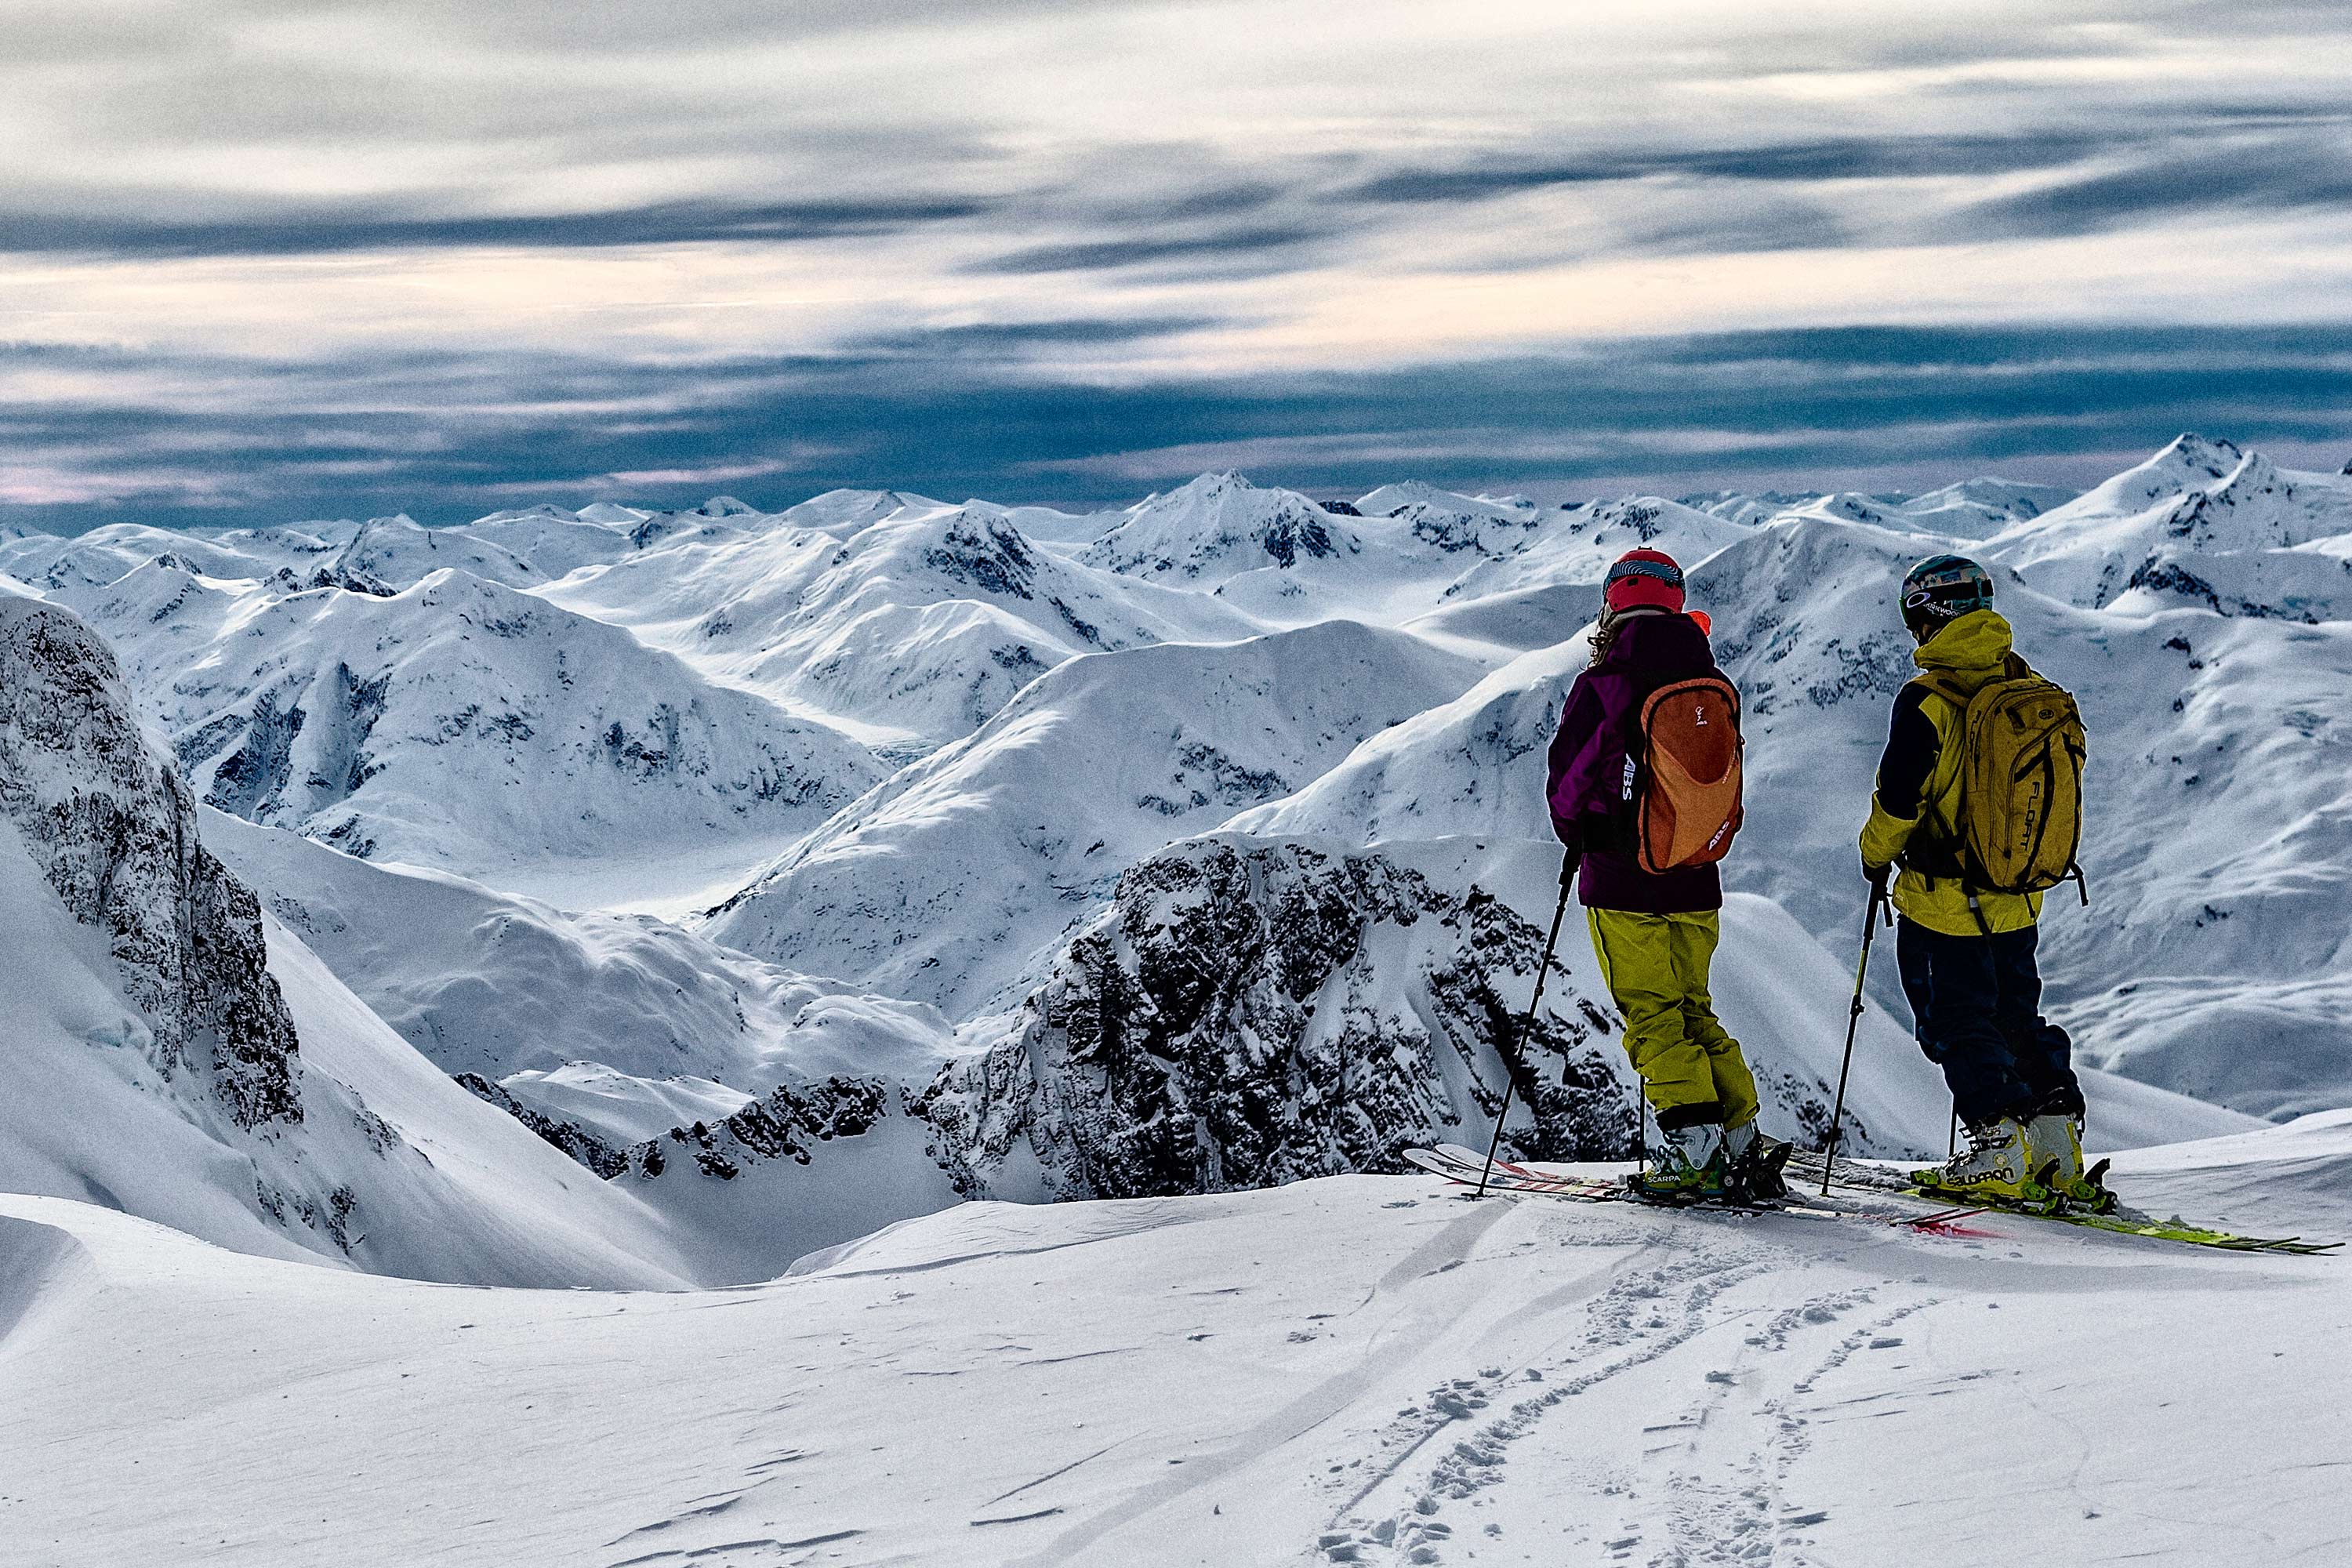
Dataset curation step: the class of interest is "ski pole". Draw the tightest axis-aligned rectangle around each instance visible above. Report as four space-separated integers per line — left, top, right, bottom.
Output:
1820 873 1893 1197
1475 854 1576 1199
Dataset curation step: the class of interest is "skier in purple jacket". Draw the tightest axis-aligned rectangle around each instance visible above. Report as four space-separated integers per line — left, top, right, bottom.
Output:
1546 549 1790 1200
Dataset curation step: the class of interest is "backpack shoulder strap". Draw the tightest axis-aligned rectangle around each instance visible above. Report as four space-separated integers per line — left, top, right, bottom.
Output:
1909 670 1974 710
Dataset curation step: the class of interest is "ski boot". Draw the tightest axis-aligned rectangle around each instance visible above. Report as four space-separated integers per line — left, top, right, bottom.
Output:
1722 1121 1792 1203
1628 1121 1726 1203
1910 1116 2055 1211
2024 1112 2115 1214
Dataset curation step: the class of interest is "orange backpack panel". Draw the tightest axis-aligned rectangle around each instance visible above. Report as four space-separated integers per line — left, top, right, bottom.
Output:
1636 677 1744 874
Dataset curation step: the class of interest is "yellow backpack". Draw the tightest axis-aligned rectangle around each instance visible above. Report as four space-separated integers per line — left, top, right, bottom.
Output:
1911 655 2088 900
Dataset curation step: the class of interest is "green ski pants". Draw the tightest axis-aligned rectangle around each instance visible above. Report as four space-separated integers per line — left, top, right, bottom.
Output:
1585 908 1760 1131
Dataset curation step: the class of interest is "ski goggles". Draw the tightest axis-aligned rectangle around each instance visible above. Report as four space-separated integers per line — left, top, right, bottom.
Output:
1903 582 1993 615
1605 557 1683 589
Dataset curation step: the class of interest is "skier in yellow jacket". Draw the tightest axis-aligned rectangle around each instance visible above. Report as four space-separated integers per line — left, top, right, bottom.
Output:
1859 556 2089 1206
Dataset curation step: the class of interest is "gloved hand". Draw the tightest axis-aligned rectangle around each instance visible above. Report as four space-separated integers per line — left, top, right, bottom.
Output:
1861 858 1891 894
1559 846 1579 889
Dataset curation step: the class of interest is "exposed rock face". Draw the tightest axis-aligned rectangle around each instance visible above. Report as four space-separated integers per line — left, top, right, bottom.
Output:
918 837 1637 1200
917 511 1105 644
270 563 396 597
628 1076 891 1180
456 1073 628 1178
0 598 301 1128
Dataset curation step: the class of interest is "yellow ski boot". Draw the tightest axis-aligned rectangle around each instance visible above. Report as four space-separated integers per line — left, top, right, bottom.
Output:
2025 1112 2115 1214
1911 1116 2054 1210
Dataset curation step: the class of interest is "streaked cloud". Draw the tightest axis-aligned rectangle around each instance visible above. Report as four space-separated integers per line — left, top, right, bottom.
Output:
3 2 2350 530
0 198 994 259
5 325 2347 529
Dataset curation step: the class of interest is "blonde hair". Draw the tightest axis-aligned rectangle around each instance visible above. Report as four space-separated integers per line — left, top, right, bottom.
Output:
1587 604 1664 667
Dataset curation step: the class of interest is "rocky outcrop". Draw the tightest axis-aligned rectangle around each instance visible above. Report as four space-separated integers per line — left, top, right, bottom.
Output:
917 837 1635 1200
0 597 301 1128
456 1073 629 1178
629 1076 891 1180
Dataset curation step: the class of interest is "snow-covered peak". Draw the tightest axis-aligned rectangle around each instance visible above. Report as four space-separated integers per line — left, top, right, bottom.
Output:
778 488 942 536
1440 495 1748 604
325 515 545 590
1986 436 2352 614
70 562 884 881
1354 481 1544 561
1676 481 2075 539
1888 476 2077 537
1356 480 1496 516
1678 488 1811 525
468 503 581 526
574 500 649 528
2071 431 2248 516
1082 471 1356 580
539 499 1258 750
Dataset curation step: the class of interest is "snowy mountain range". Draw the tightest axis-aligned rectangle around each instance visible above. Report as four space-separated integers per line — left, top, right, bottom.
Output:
4 434 2347 1293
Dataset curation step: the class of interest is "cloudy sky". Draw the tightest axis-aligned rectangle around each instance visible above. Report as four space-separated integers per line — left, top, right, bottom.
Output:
5 0 2352 529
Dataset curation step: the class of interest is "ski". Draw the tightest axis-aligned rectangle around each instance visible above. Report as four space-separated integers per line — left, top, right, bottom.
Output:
1786 1150 2340 1256
1403 1145 1983 1232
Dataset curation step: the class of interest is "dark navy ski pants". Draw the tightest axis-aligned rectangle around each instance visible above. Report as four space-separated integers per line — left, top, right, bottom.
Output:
1894 919 2083 1127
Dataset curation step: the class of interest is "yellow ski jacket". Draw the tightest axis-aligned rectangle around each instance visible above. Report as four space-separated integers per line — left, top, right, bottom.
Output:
1858 609 2044 937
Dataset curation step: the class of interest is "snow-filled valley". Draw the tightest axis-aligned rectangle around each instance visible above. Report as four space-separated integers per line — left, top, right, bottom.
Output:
5 439 2350 1565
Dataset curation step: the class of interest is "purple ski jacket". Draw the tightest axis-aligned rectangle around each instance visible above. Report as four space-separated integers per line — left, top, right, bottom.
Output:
1544 611 1729 914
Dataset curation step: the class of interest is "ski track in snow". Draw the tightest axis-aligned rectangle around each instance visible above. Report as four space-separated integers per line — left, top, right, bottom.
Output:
3 1139 2350 1567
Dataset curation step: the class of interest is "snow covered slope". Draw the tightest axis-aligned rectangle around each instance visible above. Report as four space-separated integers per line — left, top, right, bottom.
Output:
304 513 547 590
1886 476 2075 536
0 596 693 1289
704 621 1488 1016
1436 496 1748 604
62 564 881 882
437 503 641 579
1680 478 2074 539
1985 434 2352 619
3 1110 2343 1567
541 498 1258 751
205 810 951 1139
1 519 341 593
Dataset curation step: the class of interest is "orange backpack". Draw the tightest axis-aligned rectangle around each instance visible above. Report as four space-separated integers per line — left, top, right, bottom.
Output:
1634 677 1744 873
